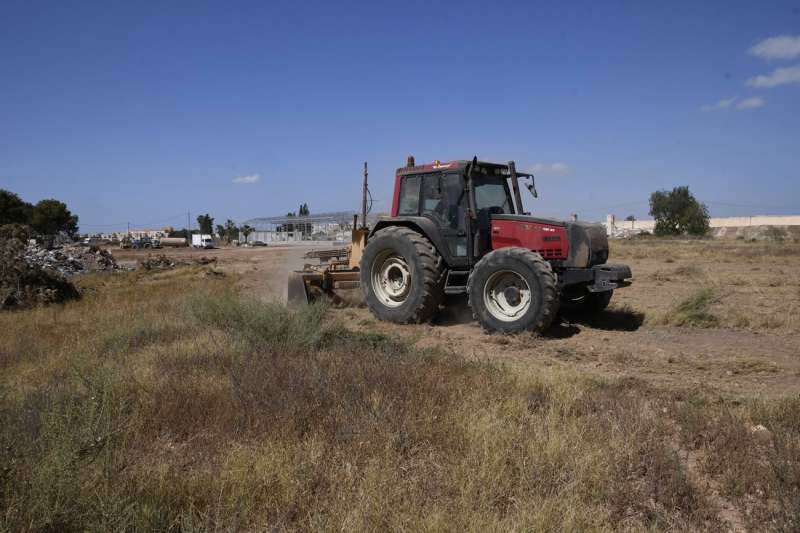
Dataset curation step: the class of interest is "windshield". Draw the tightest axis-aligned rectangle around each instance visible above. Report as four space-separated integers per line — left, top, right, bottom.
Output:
474 177 513 214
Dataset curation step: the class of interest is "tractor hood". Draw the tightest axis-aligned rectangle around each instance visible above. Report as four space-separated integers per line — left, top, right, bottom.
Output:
564 220 609 268
491 215 608 268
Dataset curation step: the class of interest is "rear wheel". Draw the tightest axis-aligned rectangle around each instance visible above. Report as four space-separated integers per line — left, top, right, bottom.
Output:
468 247 559 333
360 226 443 323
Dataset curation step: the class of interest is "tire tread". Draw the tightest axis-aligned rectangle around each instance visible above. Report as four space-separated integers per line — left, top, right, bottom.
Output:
467 247 559 333
364 226 444 323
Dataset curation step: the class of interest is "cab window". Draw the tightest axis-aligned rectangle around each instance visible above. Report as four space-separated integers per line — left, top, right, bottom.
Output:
398 176 421 215
421 174 466 230
474 178 513 214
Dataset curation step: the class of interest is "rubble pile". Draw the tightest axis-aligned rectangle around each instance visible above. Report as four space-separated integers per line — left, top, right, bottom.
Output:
23 244 119 276
138 254 217 271
139 254 177 270
1 225 80 310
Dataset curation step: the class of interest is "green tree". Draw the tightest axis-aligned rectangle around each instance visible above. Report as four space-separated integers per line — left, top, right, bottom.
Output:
224 219 238 243
298 204 311 236
197 214 214 235
31 199 79 236
0 190 33 226
215 224 226 241
241 224 254 244
625 215 636 222
649 186 709 236
168 228 192 239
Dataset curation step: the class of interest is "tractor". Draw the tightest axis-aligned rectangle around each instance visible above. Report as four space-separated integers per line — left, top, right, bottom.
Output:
288 156 632 333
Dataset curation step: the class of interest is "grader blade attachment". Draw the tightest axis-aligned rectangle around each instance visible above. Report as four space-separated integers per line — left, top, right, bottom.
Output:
287 271 310 306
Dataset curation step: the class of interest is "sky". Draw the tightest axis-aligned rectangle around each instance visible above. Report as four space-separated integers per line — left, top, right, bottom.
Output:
1 0 799 232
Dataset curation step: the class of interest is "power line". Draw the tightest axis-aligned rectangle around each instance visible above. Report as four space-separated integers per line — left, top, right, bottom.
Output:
572 200 648 213
80 212 187 229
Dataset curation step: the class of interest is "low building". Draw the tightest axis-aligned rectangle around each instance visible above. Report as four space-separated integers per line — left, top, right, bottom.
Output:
605 214 800 239
240 212 358 243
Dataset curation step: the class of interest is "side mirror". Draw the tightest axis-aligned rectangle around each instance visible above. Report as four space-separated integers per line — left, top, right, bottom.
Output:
526 176 538 198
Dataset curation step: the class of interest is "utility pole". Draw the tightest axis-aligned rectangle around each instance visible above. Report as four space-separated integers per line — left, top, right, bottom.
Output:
127 222 130 237
361 161 368 229
187 211 190 231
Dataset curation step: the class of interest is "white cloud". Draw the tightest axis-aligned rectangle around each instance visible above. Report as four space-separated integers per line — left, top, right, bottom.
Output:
701 96 765 112
233 173 260 184
701 97 736 111
527 162 570 176
749 35 800 61
746 64 800 88
736 96 765 109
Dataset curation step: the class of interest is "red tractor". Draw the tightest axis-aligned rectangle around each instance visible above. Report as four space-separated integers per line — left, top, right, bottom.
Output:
289 156 632 333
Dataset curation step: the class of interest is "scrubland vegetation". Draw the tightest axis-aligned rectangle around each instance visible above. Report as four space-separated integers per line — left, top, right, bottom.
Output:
612 238 800 333
1 266 798 531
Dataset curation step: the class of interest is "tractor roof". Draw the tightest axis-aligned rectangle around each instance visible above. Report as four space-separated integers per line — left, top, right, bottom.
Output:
396 159 511 176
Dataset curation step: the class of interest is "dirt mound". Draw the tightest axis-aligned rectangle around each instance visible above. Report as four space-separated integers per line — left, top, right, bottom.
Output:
139 254 217 271
1 225 81 310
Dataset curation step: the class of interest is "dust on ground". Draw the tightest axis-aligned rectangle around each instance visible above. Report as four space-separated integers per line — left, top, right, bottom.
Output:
115 240 800 400
114 244 312 302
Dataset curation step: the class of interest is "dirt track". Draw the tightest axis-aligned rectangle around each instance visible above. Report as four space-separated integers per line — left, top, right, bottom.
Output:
115 242 800 399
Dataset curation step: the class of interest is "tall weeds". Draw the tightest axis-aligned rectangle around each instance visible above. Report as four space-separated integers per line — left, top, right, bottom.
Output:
1 270 796 530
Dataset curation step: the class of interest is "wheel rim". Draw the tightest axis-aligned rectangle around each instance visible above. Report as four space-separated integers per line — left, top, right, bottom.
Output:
371 251 411 308
483 270 532 322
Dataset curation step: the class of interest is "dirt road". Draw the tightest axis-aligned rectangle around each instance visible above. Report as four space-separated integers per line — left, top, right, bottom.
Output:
116 241 800 399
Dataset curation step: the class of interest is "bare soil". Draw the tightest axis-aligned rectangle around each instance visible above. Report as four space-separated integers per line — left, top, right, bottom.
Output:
116 240 800 400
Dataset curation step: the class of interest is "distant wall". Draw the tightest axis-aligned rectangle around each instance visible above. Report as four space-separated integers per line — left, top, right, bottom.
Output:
606 214 800 231
708 216 800 227
605 214 800 239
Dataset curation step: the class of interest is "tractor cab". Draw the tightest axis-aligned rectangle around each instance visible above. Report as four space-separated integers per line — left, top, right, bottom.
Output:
381 158 570 268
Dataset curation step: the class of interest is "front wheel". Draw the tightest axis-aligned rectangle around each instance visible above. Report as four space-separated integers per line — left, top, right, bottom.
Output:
468 247 559 334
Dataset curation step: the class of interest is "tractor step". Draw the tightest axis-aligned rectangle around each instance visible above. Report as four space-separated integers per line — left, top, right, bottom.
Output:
444 270 470 295
444 285 467 295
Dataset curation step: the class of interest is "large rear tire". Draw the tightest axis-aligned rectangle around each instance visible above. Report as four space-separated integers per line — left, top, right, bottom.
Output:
467 247 559 334
360 226 444 323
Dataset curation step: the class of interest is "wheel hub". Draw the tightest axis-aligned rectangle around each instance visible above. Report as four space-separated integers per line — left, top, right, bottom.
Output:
371 252 411 308
483 270 532 322
503 286 521 307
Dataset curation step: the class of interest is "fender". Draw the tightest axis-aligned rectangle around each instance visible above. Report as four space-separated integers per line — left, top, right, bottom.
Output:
369 216 470 268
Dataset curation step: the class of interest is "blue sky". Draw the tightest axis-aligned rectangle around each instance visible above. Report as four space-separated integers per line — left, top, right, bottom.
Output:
1 0 799 231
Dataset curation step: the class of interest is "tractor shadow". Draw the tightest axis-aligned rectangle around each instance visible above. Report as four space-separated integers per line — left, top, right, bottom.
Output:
433 296 645 335
432 295 475 326
557 305 646 333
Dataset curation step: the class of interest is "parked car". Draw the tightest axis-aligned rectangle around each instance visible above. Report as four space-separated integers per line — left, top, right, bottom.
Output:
250 240 267 247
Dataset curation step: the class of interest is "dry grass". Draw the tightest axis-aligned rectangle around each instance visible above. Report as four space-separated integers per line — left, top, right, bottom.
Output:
613 238 800 333
611 238 800 263
675 398 800 531
656 288 719 327
1 268 798 531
